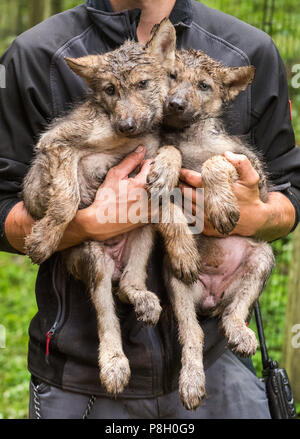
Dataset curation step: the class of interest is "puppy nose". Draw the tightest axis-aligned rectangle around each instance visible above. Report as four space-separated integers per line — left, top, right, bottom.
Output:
117 118 136 134
168 98 186 112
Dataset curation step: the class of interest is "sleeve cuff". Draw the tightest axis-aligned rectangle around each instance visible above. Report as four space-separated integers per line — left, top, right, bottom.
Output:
0 198 24 254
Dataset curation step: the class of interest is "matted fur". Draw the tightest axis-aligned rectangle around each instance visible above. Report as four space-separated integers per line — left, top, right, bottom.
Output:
153 49 275 410
22 20 199 396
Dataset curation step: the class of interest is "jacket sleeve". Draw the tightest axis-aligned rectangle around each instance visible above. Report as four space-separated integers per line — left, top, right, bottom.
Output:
0 38 51 253
250 36 300 231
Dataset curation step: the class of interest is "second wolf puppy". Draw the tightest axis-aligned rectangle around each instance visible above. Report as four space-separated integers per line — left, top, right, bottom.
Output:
155 50 275 410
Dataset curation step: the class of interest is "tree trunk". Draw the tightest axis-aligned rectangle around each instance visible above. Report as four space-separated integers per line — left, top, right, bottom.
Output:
51 0 63 16
282 226 300 402
30 0 45 27
15 0 26 35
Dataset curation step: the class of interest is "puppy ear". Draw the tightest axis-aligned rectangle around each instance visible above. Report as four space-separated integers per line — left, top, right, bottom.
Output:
65 55 100 84
145 18 176 70
221 66 255 101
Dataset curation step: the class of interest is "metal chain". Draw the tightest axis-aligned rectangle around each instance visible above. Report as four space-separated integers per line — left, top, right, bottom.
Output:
31 382 42 419
32 378 96 419
82 395 96 419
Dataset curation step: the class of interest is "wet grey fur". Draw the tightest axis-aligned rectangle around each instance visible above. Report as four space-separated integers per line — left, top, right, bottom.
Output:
151 48 275 410
22 20 199 396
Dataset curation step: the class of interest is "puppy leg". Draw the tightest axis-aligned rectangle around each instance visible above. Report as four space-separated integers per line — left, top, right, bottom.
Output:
25 151 80 264
64 242 131 395
201 155 240 235
119 225 162 325
147 145 201 283
220 242 275 357
146 145 182 198
166 263 206 410
157 202 201 284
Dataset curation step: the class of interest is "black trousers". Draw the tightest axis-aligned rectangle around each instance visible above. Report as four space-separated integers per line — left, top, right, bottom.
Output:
29 350 271 419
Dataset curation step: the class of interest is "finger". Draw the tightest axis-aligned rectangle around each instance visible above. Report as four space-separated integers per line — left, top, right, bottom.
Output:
179 182 203 207
224 151 259 186
179 180 193 190
135 159 152 174
180 168 203 188
106 146 146 181
133 159 154 186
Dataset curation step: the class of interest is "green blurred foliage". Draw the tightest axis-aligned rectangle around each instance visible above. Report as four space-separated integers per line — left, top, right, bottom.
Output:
202 0 300 143
0 1 81 54
249 237 292 374
0 254 38 419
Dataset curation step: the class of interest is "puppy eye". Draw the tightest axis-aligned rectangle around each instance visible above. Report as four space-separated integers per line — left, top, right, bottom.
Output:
169 72 177 80
137 80 148 89
198 81 211 91
105 85 115 96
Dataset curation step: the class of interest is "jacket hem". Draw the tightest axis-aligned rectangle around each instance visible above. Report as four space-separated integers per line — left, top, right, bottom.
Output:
28 365 178 399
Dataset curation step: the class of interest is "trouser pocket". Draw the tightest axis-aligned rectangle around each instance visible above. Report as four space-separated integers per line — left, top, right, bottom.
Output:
29 375 96 419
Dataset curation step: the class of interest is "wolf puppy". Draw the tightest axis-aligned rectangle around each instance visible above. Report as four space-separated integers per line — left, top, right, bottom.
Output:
157 50 275 410
22 20 197 395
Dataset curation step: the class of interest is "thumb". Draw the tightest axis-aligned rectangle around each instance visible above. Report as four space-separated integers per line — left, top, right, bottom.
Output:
133 159 153 186
224 151 259 187
106 146 146 181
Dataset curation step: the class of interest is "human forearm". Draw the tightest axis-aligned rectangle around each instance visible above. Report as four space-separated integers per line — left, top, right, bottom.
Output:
255 191 296 242
60 188 296 250
4 202 34 254
57 207 145 252
5 147 151 255
180 153 297 242
3 201 135 255
4 201 87 254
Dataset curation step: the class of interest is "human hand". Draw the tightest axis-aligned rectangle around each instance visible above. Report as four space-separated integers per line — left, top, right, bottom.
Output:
61 146 153 248
179 152 270 238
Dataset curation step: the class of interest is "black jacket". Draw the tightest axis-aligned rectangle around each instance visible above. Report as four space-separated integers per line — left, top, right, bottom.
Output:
0 0 299 397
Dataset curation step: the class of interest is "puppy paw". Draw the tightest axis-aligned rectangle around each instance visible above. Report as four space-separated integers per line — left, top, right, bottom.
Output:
133 290 162 325
170 256 201 285
146 159 178 199
206 203 240 235
25 234 53 265
119 286 162 326
179 363 206 410
100 353 131 395
223 320 258 357
168 236 201 284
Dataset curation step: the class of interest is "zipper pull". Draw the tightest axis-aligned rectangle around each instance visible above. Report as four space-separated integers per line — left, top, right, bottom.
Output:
45 330 55 364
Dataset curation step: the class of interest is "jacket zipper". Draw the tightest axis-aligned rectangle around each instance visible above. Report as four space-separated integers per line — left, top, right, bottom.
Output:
148 327 165 395
45 255 67 364
45 326 57 364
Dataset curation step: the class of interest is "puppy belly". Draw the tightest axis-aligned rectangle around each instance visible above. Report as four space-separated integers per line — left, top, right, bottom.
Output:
103 234 129 282
197 236 254 312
